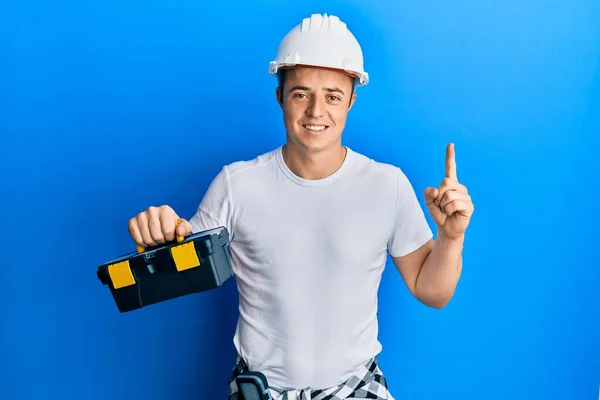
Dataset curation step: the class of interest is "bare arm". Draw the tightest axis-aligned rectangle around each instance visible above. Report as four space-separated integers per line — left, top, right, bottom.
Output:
392 143 473 308
392 234 463 309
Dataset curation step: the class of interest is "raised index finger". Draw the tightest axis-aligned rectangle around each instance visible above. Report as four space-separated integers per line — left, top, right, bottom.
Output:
445 143 457 180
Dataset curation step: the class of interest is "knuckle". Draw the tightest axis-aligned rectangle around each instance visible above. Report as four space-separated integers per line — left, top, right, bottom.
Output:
163 225 175 237
442 191 455 203
135 212 147 223
159 204 172 214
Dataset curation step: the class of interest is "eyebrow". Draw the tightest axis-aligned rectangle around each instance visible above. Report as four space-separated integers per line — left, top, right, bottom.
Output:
288 85 346 96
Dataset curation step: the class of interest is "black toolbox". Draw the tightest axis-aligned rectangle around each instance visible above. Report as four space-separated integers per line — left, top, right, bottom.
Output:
97 226 233 313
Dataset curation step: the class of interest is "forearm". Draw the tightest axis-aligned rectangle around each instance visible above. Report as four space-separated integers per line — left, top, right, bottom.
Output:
415 233 464 308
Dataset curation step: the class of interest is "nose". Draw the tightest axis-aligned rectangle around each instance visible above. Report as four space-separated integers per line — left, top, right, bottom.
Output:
306 95 325 118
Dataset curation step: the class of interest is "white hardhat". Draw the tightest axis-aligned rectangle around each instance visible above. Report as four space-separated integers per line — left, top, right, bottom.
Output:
268 13 369 86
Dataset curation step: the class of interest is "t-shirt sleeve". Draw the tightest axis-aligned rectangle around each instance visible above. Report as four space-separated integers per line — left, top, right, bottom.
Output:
387 167 433 257
189 165 235 238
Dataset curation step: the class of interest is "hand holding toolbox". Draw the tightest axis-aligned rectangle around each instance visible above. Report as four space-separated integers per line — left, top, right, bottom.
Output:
97 220 234 313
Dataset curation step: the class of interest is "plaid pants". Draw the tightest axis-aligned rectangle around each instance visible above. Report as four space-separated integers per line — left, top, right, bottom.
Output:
227 356 395 400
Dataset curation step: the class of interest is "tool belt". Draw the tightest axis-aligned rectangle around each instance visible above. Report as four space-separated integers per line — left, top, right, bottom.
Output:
232 357 273 400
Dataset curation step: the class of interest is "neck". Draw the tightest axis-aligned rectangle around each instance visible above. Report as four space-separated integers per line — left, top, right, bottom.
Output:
282 144 347 180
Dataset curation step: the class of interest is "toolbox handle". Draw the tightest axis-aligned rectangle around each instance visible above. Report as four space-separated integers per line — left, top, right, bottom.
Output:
136 218 186 254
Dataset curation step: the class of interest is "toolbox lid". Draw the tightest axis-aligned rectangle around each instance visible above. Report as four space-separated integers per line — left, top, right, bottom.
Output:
98 226 229 269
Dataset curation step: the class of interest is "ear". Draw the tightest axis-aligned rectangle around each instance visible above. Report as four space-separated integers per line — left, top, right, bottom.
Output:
348 92 357 110
276 87 283 108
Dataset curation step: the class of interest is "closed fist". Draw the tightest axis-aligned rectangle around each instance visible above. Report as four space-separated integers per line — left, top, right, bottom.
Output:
128 205 192 249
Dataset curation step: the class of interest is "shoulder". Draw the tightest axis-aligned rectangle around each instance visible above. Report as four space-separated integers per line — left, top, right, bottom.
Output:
218 147 280 181
347 148 420 198
347 147 404 182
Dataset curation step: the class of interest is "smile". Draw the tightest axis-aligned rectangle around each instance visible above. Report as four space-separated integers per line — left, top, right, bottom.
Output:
303 124 329 132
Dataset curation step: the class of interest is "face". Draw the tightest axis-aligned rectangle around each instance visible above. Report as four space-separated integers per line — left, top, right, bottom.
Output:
276 66 357 154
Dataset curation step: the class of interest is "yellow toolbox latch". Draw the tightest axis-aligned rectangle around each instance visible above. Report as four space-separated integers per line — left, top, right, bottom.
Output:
107 260 136 289
171 242 201 271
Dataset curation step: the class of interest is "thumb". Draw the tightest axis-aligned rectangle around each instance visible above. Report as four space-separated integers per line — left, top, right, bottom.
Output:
175 218 193 236
424 187 438 206
424 187 446 225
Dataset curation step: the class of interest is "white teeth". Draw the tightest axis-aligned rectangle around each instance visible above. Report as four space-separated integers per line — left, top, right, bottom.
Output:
305 125 327 131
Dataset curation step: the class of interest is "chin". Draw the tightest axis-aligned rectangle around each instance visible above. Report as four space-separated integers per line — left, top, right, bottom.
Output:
294 137 340 154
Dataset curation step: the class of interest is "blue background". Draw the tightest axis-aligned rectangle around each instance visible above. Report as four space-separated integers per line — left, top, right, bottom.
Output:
2 0 599 399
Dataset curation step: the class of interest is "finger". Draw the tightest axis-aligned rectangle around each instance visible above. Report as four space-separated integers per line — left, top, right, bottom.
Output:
146 206 167 244
424 187 439 206
443 199 474 216
159 207 179 241
424 188 447 224
439 177 467 193
136 212 157 247
440 191 471 213
434 178 467 206
445 143 457 180
175 219 193 236
424 187 438 205
128 218 144 247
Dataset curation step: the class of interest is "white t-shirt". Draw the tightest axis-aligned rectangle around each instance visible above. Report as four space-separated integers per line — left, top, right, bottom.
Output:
189 146 433 391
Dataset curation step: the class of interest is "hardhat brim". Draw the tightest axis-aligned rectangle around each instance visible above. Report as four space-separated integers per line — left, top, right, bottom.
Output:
269 62 369 86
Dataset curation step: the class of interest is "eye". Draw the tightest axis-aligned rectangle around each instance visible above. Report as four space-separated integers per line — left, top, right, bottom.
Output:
292 93 308 99
329 95 341 101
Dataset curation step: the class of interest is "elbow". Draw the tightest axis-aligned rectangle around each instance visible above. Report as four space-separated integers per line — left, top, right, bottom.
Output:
413 269 461 309
415 287 456 309
423 295 453 309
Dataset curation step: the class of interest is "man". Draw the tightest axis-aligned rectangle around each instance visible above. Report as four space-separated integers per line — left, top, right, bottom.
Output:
128 13 474 400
